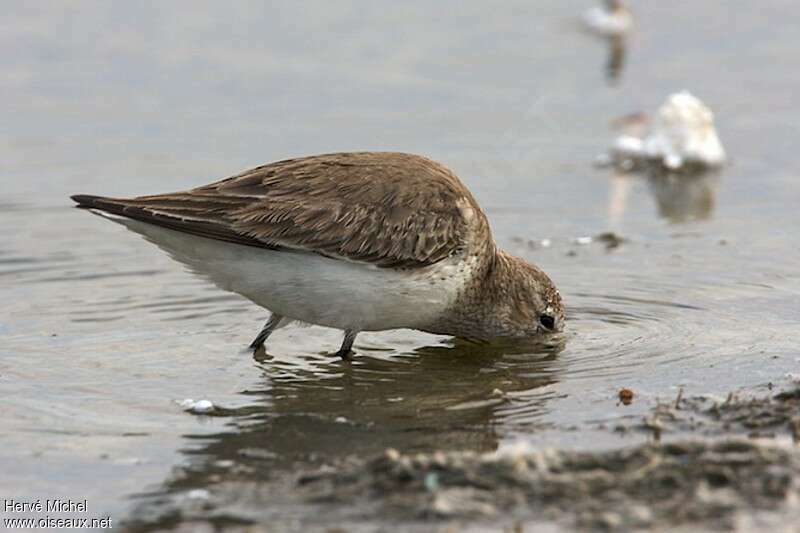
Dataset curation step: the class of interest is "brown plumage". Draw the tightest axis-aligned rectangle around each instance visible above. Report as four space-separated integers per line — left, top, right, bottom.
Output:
72 151 563 359
73 152 489 269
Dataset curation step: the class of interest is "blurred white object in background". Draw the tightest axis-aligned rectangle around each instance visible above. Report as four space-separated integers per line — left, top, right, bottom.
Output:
583 0 633 37
645 92 727 168
613 92 726 170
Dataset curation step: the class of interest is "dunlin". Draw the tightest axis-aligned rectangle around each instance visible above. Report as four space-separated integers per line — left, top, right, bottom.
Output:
72 152 564 358
583 0 633 37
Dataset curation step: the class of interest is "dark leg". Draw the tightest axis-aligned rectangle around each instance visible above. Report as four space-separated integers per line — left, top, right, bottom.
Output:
334 330 358 360
249 313 285 351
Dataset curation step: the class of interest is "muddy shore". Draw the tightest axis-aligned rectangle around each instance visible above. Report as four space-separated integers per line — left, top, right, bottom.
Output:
123 386 800 532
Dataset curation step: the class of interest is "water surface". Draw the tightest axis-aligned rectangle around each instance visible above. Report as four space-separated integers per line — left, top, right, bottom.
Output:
1 0 799 528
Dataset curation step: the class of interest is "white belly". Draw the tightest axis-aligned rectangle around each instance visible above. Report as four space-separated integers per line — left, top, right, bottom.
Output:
101 213 473 332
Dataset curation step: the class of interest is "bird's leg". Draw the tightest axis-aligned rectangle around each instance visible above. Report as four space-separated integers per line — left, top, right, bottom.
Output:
334 330 358 360
249 313 285 351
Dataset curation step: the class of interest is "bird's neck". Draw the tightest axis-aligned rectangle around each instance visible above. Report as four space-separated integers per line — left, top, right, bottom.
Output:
422 249 528 341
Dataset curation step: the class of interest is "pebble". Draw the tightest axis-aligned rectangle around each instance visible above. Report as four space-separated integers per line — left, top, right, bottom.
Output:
179 398 215 414
385 448 401 461
424 472 439 492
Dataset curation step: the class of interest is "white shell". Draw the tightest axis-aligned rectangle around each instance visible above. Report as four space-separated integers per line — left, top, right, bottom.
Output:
611 91 726 170
179 398 215 414
644 91 727 168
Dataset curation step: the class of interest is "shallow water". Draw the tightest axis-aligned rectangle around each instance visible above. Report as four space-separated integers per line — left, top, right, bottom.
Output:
1 0 799 529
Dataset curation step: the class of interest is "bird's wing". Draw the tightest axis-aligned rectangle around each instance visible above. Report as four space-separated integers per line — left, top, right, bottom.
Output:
72 152 491 268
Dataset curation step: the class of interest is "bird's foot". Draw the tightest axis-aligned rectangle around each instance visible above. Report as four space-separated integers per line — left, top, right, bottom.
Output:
334 348 354 361
333 330 358 361
248 339 264 351
251 344 272 363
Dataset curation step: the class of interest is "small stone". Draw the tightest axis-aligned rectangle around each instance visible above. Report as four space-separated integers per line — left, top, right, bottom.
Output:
432 451 447 466
619 388 634 405
238 448 277 460
598 511 622 529
385 448 401 461
179 399 215 414
192 400 214 413
664 154 683 169
595 231 626 249
424 472 439 492
179 398 195 409
790 418 800 444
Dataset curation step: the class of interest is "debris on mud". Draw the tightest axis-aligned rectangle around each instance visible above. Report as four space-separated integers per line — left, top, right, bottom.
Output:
126 388 800 532
178 398 215 414
292 387 800 530
513 237 552 250
622 386 800 442
298 439 800 531
618 387 634 405
513 233 625 253
596 231 626 249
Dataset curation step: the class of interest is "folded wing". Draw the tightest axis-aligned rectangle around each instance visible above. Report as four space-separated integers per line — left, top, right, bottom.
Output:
72 152 489 269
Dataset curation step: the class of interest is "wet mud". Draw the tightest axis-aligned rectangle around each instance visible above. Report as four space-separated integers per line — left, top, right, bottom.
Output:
123 387 800 532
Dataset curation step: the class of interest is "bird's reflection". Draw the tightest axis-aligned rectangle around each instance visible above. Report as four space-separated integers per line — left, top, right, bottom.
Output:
582 0 631 84
127 340 564 526
606 35 627 84
608 166 720 227
648 169 719 223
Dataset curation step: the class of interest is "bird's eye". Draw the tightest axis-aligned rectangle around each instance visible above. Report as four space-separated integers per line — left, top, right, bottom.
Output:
539 314 556 331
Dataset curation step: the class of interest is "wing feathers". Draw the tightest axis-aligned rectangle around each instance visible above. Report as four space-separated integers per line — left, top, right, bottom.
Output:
72 152 490 268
